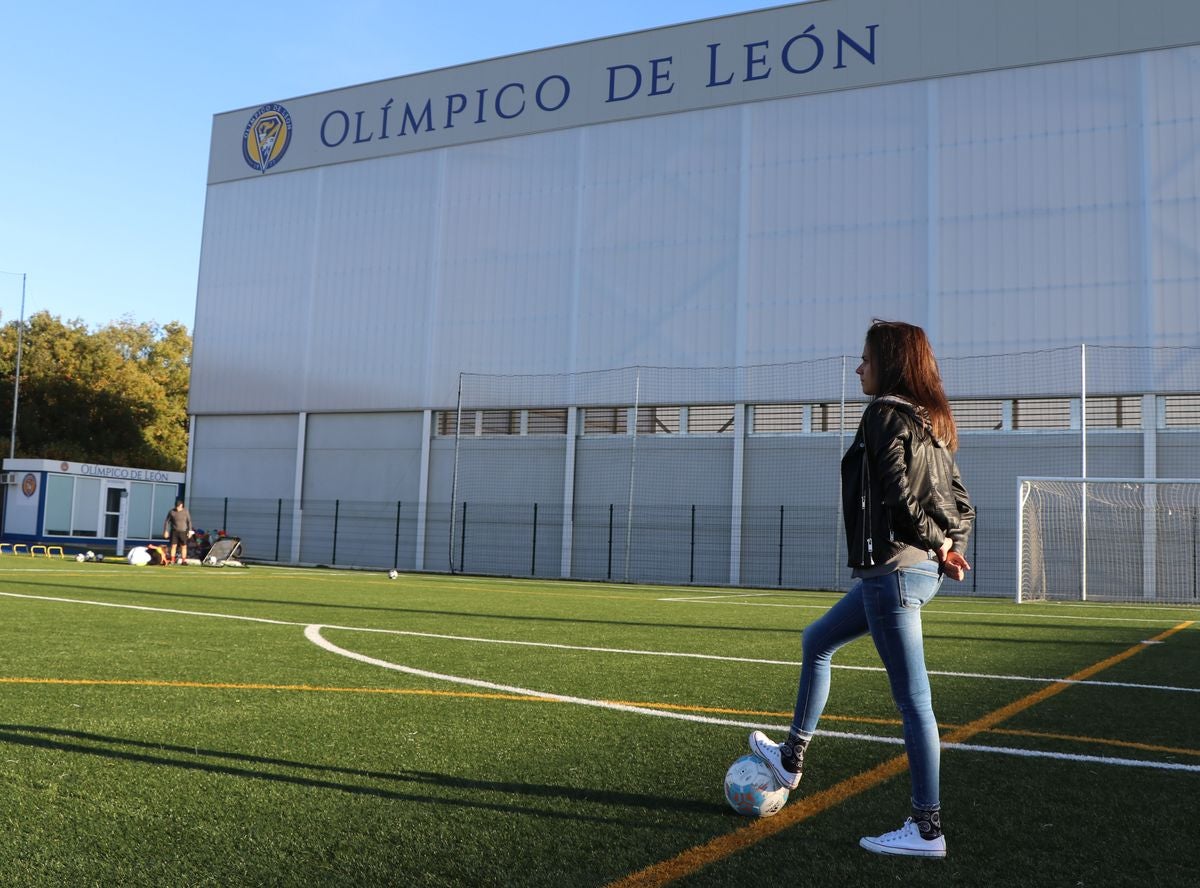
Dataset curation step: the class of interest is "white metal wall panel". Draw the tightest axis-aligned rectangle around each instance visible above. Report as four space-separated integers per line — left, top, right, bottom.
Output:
938 55 1144 354
192 44 1200 418
301 156 443 408
745 81 930 365
191 175 322 413
426 131 580 384
574 109 742 371
1148 48 1200 346
302 412 425 501
189 414 299 498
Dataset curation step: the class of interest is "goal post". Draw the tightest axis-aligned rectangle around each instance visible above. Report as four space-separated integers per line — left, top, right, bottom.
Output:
1016 477 1200 603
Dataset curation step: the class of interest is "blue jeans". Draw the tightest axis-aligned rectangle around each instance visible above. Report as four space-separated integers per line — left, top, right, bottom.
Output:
790 560 943 809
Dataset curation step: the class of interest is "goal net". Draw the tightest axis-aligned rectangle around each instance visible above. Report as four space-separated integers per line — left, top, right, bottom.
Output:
1017 477 1200 603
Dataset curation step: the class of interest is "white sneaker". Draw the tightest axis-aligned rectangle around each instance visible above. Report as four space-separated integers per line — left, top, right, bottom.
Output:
859 818 947 858
747 730 802 790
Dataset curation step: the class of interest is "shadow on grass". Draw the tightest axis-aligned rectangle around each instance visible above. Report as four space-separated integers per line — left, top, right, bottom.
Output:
0 724 724 824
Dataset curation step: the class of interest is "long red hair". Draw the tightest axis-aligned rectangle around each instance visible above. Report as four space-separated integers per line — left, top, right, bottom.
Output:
865 320 958 451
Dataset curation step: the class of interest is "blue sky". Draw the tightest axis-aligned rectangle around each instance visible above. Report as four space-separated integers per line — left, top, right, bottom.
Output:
0 0 778 331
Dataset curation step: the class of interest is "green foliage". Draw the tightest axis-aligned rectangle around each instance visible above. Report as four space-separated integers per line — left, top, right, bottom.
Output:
0 312 190 470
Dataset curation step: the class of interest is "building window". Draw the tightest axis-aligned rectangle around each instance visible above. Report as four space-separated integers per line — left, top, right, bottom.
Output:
584 407 628 435
71 478 102 537
636 406 680 434
479 409 520 436
1087 396 1142 429
811 402 865 433
1012 398 1071 430
688 405 735 434
953 400 1005 431
44 475 74 535
752 404 804 434
527 409 568 435
1163 395 1200 428
436 410 472 437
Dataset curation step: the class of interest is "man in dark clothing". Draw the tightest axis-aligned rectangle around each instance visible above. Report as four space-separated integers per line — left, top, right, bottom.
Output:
163 500 193 564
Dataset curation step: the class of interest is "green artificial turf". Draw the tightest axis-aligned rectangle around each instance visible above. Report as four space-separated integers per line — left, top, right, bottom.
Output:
0 560 1194 886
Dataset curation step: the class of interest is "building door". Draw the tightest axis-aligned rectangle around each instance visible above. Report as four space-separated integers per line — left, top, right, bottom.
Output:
102 482 129 538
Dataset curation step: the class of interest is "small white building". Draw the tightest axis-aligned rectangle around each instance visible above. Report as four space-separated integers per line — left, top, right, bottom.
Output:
1 459 185 553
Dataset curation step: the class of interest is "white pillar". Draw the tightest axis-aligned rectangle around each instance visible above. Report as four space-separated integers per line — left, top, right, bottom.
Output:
1142 393 1158 600
1080 345 1087 601
729 404 746 586
116 489 129 558
290 412 307 563
415 409 433 571
925 80 941 344
560 407 578 578
183 415 196 508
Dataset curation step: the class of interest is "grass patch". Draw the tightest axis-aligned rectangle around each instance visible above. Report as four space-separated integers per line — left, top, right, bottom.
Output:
0 560 1194 886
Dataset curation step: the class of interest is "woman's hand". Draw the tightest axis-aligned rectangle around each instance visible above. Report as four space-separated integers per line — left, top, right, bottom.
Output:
937 538 971 581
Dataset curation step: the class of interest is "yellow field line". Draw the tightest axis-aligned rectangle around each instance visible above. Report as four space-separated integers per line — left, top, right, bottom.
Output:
985 726 1200 759
3 669 1196 762
606 702 1200 759
605 619 1195 888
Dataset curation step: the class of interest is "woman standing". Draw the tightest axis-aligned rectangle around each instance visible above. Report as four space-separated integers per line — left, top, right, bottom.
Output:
750 320 974 858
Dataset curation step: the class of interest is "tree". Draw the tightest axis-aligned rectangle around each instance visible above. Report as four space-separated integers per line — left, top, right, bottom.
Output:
0 312 191 471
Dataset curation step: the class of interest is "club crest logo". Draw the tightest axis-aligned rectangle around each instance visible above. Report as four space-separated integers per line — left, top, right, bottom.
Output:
21 473 36 498
242 103 293 173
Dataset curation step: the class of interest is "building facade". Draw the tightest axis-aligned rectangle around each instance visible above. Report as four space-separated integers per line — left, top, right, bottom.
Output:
189 0 1200 594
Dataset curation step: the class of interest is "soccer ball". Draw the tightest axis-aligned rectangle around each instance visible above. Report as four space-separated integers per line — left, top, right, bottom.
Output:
85 550 95 561
95 553 105 562
387 569 398 580
75 553 85 562
724 753 790 817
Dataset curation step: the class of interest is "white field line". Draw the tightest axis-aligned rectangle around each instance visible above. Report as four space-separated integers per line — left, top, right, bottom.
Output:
0 590 1195 695
0 589 1193 772
9 563 1198 616
659 594 1200 625
0 591 305 626
433 573 1200 616
307 625 1200 775
937 741 1200 772
319 622 1200 695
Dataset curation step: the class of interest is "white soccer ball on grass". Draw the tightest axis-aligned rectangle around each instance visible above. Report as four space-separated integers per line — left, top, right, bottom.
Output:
387 569 398 580
75 553 86 562
723 753 790 817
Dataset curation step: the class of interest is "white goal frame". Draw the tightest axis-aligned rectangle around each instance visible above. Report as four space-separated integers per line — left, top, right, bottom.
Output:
1016 476 1200 604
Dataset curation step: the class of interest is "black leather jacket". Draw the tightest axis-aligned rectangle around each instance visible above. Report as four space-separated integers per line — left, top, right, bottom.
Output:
841 395 974 569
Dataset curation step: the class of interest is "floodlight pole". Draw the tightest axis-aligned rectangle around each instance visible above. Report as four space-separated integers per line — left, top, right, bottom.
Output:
8 273 25 460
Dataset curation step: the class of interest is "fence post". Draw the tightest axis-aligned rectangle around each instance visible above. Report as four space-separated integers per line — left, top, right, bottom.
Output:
972 508 978 595
394 501 402 570
459 502 467 573
689 505 695 583
1080 343 1088 601
778 505 784 587
275 498 282 562
607 504 613 580
222 497 228 532
531 503 539 576
1192 506 1198 599
332 499 340 565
